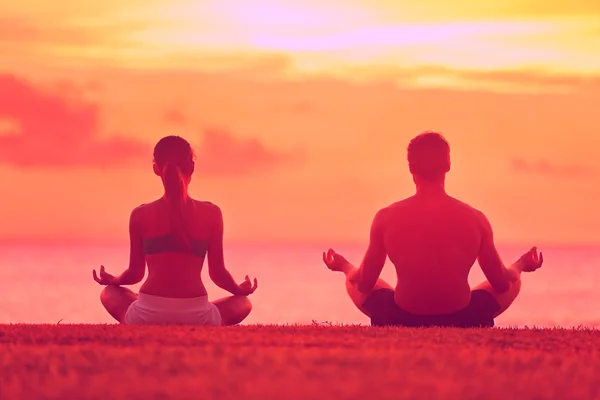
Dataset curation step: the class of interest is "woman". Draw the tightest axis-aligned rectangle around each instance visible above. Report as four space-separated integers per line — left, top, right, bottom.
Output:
93 135 257 325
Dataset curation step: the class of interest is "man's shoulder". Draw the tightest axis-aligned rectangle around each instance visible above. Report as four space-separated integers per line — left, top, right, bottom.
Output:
448 196 484 214
382 198 412 211
448 197 490 233
374 199 412 224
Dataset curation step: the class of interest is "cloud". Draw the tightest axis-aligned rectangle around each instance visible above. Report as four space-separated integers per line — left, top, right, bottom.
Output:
510 157 596 178
349 65 600 93
0 16 116 47
0 73 304 173
0 74 150 167
194 129 305 175
288 100 317 114
448 69 600 92
163 108 187 125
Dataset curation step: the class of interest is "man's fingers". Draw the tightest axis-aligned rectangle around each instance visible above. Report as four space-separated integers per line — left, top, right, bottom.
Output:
539 252 544 266
323 250 335 266
252 278 258 291
93 270 101 284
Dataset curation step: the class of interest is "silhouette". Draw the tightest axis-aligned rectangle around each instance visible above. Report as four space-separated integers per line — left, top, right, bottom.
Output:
93 135 258 325
323 132 543 327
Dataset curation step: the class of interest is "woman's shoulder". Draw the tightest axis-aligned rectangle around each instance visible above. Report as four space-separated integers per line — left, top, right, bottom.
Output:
192 199 221 213
130 200 161 215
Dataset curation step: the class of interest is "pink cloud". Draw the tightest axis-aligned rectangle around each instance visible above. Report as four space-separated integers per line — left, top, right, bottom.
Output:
194 129 305 175
164 108 187 126
0 74 304 173
511 157 596 178
0 74 149 167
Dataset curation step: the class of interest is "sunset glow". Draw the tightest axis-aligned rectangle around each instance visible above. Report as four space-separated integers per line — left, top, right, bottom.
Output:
1 0 599 244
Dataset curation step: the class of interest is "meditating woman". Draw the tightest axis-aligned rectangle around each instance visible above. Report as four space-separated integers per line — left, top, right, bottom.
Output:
93 135 257 325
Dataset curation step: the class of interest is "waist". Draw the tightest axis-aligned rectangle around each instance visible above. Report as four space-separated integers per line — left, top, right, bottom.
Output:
136 293 211 311
395 284 471 315
142 267 207 297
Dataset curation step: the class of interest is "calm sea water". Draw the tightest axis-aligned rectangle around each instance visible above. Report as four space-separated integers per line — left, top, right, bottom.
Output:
0 243 598 328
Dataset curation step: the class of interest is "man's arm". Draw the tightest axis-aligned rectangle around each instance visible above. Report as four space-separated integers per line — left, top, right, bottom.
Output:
113 208 146 285
477 211 518 293
352 208 388 293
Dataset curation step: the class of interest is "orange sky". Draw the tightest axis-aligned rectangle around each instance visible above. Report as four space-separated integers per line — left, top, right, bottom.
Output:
0 0 599 245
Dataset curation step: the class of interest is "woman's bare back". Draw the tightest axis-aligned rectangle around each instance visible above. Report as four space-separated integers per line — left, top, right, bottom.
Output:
135 198 219 298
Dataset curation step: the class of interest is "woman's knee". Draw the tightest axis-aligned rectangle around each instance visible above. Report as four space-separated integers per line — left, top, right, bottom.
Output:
99 285 115 305
227 295 253 324
235 295 252 315
100 285 135 306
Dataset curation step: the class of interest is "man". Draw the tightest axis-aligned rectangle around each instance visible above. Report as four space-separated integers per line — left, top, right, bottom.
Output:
323 131 543 327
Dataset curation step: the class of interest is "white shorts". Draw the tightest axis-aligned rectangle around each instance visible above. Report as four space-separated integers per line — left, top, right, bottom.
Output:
124 293 222 326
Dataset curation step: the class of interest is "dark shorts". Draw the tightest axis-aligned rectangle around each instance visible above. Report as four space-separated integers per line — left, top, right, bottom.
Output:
362 288 501 328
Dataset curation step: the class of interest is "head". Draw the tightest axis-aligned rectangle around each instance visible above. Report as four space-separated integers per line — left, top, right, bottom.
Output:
152 135 196 247
153 135 195 196
407 131 450 186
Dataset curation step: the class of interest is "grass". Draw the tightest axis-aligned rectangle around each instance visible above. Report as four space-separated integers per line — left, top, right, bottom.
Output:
1 324 599 400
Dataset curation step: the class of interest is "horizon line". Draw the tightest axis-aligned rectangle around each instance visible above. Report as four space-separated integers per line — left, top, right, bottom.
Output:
0 236 598 249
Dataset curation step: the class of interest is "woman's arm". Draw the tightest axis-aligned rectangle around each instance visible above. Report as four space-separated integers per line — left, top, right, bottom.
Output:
113 208 146 286
206 205 244 295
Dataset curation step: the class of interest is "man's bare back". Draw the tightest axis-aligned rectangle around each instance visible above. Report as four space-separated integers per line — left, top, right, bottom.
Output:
379 194 486 314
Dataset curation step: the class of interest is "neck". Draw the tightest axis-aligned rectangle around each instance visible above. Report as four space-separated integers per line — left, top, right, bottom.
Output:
163 188 189 201
415 180 446 196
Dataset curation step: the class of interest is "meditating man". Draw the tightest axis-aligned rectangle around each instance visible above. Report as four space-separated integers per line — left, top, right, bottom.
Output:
323 131 543 327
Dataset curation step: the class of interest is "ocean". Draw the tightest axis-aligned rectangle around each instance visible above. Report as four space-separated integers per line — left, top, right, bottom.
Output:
0 242 598 328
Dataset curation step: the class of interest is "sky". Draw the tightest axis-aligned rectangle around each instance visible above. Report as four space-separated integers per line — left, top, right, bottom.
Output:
0 0 599 245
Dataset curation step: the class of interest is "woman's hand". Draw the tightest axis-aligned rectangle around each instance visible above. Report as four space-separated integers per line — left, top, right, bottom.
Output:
236 275 258 296
93 265 119 286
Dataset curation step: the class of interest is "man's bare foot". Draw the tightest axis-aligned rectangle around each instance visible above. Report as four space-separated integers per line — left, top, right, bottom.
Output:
322 249 353 274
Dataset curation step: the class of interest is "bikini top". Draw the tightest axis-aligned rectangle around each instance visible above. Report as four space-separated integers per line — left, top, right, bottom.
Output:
142 233 208 258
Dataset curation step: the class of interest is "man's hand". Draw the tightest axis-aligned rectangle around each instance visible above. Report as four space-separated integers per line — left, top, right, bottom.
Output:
322 249 351 273
516 247 544 272
93 265 119 286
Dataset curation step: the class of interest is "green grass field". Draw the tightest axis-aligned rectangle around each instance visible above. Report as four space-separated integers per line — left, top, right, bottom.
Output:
1 324 599 400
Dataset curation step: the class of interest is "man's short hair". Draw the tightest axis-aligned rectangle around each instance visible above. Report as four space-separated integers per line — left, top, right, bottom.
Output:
407 131 450 181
